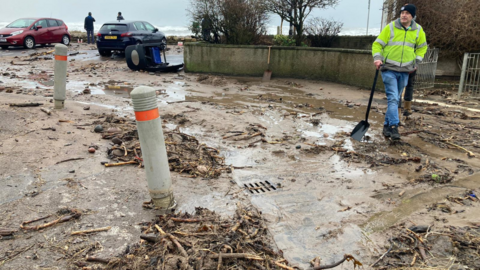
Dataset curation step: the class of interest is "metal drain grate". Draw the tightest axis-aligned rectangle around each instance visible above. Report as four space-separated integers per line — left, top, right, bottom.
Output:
244 181 277 194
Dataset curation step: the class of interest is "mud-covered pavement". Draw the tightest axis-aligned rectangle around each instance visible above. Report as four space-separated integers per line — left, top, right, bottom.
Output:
1 43 479 269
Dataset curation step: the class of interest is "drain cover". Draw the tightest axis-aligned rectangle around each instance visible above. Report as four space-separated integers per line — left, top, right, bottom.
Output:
244 181 277 194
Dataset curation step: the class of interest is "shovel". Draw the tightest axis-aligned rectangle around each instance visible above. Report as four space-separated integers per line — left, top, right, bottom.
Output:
350 69 380 141
262 46 272 81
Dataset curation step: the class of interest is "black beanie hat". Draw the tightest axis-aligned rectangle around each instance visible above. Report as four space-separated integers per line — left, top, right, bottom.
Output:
400 4 416 18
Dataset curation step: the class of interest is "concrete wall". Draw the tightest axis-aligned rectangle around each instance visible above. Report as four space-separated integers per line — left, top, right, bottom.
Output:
330 36 377 50
184 43 384 90
436 56 461 77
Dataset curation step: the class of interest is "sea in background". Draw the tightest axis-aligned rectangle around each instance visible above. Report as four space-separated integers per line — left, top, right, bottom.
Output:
0 21 380 37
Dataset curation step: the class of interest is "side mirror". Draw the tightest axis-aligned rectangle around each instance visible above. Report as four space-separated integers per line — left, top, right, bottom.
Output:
36 25 43 30
153 28 158 33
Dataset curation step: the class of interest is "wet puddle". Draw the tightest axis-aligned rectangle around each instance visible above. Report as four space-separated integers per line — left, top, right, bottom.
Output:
232 154 378 269
364 173 480 233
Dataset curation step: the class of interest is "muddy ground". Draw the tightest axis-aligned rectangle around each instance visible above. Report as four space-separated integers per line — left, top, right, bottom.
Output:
0 43 479 270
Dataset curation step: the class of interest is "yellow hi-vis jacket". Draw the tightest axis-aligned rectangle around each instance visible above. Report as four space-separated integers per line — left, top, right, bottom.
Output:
372 19 427 73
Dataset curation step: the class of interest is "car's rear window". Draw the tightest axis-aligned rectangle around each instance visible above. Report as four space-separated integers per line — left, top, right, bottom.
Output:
48 20 58 27
100 24 128 32
56 20 64 26
6 19 36 28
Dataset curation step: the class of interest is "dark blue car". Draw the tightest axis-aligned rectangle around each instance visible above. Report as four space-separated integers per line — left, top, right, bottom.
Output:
96 20 166 56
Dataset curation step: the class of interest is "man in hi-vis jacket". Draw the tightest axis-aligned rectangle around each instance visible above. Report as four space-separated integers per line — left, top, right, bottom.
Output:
372 4 427 140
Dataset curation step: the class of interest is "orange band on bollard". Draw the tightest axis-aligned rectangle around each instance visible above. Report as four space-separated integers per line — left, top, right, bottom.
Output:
135 108 160 121
55 55 68 61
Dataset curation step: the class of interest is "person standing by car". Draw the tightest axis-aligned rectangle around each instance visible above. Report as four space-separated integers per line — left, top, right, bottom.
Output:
372 4 427 140
117 12 124 21
84 12 95 44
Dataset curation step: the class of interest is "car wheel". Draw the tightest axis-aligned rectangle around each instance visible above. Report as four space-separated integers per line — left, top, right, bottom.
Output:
126 44 147 71
61 35 70 45
98 49 112 57
24 36 35 49
1 45 8 50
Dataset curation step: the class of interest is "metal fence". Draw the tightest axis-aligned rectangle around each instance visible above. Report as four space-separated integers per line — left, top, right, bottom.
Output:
458 53 480 98
416 48 439 89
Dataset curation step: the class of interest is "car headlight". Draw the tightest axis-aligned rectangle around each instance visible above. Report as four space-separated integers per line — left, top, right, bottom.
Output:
10 30 24 36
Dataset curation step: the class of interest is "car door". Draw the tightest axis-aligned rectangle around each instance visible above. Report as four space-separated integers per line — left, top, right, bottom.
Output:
133 22 148 42
47 19 61 42
143 22 162 43
31 19 50 44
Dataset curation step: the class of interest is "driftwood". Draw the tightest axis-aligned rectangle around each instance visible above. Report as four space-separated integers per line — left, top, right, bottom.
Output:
40 108 51 115
223 132 246 139
0 229 17 236
10 61 30 66
104 160 138 167
55 158 85 164
234 132 263 141
20 215 51 225
21 209 82 230
9 103 43 107
209 253 263 260
155 225 188 257
170 218 202 223
313 254 362 270
71 226 111 235
441 141 476 157
86 256 110 264
140 235 159 243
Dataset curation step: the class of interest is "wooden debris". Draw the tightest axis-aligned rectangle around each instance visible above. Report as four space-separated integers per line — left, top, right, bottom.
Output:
313 254 362 270
104 205 287 270
104 160 138 167
170 218 202 223
234 132 262 141
40 108 51 115
20 209 81 230
442 141 476 157
9 103 43 107
55 158 85 164
0 228 17 236
86 256 110 264
71 226 111 235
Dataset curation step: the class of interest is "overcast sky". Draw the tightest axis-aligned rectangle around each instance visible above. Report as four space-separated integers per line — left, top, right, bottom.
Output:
1 0 384 29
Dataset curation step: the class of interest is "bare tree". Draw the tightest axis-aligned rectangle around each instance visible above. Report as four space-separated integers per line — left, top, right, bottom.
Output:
188 0 268 45
383 0 480 58
266 0 340 46
305 17 343 47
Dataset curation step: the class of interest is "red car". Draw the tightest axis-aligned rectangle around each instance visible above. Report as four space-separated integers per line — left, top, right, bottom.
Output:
0 18 70 50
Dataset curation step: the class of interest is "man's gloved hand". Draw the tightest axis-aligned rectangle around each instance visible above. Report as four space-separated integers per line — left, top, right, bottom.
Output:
409 67 417 74
374 60 383 70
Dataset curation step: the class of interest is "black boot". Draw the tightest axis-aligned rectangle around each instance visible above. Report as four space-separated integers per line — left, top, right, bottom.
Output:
383 125 392 137
390 125 401 140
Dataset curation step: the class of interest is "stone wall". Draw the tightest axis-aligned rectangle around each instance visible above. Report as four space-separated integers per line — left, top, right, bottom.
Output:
184 43 384 90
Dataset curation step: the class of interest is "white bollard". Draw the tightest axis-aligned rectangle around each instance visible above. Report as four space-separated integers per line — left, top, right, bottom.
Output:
53 44 68 109
131 86 175 211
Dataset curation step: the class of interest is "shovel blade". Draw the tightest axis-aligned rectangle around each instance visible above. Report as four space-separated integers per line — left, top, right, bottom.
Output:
350 120 370 141
262 70 272 81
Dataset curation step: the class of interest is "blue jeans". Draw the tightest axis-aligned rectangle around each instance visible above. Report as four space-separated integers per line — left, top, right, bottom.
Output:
86 29 94 44
381 70 409 126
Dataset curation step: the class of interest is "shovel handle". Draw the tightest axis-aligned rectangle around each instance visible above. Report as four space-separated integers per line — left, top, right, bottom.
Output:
365 69 380 122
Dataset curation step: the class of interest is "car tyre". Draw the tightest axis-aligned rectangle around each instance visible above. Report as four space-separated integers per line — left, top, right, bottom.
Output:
61 35 70 45
24 36 35 49
125 44 147 71
98 49 112 57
